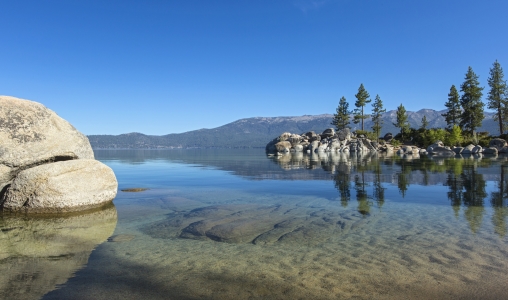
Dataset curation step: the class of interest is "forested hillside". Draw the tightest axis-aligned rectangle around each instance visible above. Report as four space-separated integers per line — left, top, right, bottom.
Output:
88 110 497 149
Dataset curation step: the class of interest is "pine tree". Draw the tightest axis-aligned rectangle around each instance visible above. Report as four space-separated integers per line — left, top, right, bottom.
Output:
393 103 410 141
331 96 351 130
442 85 461 128
352 84 371 131
487 60 508 135
371 94 386 141
421 115 429 130
460 66 484 136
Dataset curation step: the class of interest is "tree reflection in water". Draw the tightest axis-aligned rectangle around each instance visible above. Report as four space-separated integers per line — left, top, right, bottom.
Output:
268 151 508 236
491 164 508 236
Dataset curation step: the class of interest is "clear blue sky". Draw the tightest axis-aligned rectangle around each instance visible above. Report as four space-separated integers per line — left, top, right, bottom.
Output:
2 0 507 135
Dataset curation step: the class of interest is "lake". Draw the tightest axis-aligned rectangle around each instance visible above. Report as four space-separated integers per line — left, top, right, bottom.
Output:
1 149 507 299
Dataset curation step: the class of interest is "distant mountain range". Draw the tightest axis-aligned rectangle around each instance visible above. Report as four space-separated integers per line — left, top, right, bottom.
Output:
88 109 498 149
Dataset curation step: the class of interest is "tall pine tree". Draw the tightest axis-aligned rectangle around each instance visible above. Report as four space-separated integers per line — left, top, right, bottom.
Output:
393 103 410 141
460 67 484 136
352 84 371 131
371 94 386 141
421 115 429 130
331 96 351 130
487 60 508 135
442 85 461 129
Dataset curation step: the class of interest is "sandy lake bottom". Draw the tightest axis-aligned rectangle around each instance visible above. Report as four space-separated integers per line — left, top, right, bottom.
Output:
2 149 507 299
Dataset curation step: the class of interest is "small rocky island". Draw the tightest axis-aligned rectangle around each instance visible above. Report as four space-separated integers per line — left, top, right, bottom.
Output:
0 96 118 213
266 128 508 156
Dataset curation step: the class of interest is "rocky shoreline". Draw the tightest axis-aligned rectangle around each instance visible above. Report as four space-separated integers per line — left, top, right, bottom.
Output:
266 128 508 157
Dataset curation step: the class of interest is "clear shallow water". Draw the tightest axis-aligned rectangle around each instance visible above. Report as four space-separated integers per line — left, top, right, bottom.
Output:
1 149 507 299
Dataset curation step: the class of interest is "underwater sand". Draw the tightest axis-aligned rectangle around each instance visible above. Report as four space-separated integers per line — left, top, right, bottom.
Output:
42 188 508 300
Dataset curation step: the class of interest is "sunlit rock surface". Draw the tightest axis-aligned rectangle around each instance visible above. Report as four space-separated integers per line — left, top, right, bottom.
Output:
2 160 117 213
0 96 118 213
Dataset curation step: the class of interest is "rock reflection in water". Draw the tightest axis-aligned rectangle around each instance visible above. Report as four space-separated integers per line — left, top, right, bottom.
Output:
0 204 117 300
269 152 508 236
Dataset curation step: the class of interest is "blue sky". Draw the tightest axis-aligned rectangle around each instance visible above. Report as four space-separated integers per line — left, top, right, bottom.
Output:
2 0 507 135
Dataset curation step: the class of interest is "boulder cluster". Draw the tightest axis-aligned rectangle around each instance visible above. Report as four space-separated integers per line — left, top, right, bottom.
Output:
0 96 118 213
266 128 508 157
266 128 390 154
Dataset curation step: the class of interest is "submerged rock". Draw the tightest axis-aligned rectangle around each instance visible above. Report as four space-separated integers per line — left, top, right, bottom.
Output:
144 203 378 246
0 205 117 300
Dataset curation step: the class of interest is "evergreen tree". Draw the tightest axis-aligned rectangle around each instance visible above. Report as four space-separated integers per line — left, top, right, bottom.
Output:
371 94 386 141
352 84 371 131
442 85 461 128
393 103 410 141
460 67 485 136
446 125 463 147
331 96 351 130
487 60 508 135
420 115 429 130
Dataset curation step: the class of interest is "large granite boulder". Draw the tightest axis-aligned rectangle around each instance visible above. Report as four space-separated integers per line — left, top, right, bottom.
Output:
0 96 94 192
0 96 117 213
1 160 117 213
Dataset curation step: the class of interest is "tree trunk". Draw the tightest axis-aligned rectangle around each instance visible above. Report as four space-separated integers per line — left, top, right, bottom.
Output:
498 106 503 135
361 106 364 131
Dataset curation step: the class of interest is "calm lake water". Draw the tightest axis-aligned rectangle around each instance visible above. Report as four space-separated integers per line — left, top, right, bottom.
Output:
1 149 508 299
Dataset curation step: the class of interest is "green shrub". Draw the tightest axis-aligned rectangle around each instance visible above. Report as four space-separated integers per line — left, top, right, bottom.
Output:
355 130 379 141
391 139 401 147
444 125 463 147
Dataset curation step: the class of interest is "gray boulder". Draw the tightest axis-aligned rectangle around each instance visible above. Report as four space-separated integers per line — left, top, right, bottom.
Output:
452 147 464 154
321 128 335 138
0 96 94 191
428 146 455 156
317 143 328 152
293 144 304 152
472 145 482 154
275 141 291 153
383 133 393 142
489 138 507 150
278 132 291 141
309 140 319 151
461 144 475 154
483 147 498 155
329 140 341 151
303 131 316 139
336 128 351 141
1 159 117 213
359 138 375 151
499 146 508 153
